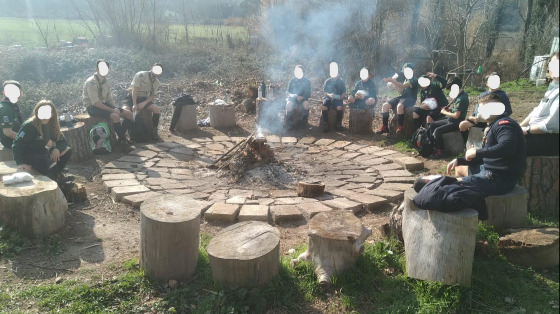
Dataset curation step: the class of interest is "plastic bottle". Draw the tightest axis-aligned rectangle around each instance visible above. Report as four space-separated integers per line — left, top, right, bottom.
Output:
257 85 262 99
268 85 274 99
477 66 482 74
225 90 231 103
63 109 71 123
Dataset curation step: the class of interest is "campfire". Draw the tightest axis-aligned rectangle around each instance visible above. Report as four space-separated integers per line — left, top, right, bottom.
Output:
213 133 275 177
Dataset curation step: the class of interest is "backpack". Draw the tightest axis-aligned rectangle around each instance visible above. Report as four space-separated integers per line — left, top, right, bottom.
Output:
90 122 111 154
129 113 151 143
410 127 433 158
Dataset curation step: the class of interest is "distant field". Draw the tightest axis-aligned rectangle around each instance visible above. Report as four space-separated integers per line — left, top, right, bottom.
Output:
0 17 247 48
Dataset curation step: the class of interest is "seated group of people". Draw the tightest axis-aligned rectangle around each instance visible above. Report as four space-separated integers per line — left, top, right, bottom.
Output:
0 60 165 183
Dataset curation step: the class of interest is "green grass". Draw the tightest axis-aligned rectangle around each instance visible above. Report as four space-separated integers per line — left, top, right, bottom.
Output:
0 224 32 258
0 17 246 48
393 140 416 153
0 231 557 313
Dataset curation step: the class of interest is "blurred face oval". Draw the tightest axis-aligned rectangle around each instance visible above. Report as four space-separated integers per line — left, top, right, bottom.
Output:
403 67 413 80
449 84 460 99
294 67 304 79
37 105 52 120
152 65 163 76
549 58 559 78
4 84 21 103
487 75 500 90
330 62 338 78
479 102 505 120
98 62 109 77
418 77 430 88
360 68 369 81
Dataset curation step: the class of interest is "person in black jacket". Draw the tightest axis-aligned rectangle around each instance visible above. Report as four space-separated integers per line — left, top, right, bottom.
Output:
322 62 346 132
447 93 525 196
412 73 448 131
13 100 72 183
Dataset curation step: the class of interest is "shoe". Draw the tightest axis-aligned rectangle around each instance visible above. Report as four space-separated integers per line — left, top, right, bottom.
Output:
429 149 444 159
56 173 75 184
396 126 404 135
376 126 389 134
413 175 443 192
117 139 134 153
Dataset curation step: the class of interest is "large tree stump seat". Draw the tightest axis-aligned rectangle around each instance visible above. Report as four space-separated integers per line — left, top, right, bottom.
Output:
498 227 559 268
140 195 204 282
291 211 372 285
349 107 374 134
484 185 528 231
520 156 559 216
402 188 477 286
318 107 339 132
61 122 93 162
389 106 415 138
75 114 117 146
0 175 67 238
442 131 465 156
209 103 236 128
207 221 280 288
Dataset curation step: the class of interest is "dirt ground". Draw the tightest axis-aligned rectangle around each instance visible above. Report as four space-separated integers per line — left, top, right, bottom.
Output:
0 84 544 291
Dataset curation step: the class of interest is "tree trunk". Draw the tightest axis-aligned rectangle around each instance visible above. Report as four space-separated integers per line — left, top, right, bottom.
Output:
498 227 559 268
520 156 559 216
484 185 528 231
349 107 374 134
61 122 94 162
207 221 280 288
140 195 203 282
291 211 372 285
0 175 67 238
297 181 325 198
402 188 478 286
209 104 236 128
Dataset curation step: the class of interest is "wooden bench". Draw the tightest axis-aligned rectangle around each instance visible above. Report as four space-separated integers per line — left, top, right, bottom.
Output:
402 188 477 286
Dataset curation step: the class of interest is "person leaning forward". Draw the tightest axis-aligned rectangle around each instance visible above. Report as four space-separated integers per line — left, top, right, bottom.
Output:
83 59 133 148
0 80 24 150
125 63 163 141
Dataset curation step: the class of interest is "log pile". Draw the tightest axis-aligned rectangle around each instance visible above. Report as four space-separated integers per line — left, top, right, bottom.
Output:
214 134 274 175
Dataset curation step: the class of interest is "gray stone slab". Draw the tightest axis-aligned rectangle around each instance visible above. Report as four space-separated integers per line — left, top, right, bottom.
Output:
344 193 389 211
344 143 367 151
266 135 281 143
368 189 404 202
192 138 212 143
322 198 363 213
357 146 383 154
226 196 246 205
296 202 333 219
274 197 318 205
379 170 413 178
328 149 346 158
373 150 399 157
372 163 403 171
314 139 336 146
377 182 412 191
102 173 136 181
270 190 297 198
212 136 231 142
281 137 298 144
129 149 158 158
297 137 317 145
118 155 151 163
340 152 363 160
121 191 161 208
209 190 228 202
105 161 138 170
354 156 390 166
394 157 424 171
345 175 378 184
145 177 178 186
103 179 140 192
228 189 254 198
329 141 352 149
204 203 240 222
238 205 269 222
270 205 304 223
111 185 151 201
259 198 275 206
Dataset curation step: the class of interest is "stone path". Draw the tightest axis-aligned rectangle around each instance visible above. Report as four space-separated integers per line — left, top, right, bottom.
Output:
100 136 424 226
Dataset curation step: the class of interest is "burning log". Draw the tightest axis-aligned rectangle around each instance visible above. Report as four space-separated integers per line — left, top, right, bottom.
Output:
214 133 274 175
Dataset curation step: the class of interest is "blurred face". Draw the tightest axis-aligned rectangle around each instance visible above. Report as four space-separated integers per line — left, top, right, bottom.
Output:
487 75 500 90
151 65 163 76
3 84 21 103
478 101 505 121
549 56 559 78
403 67 413 80
294 66 304 79
360 68 369 81
330 62 338 78
97 62 109 77
37 105 52 124
449 84 460 99
418 77 430 90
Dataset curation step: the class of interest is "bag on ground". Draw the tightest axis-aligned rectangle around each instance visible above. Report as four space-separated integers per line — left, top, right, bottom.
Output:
90 122 111 154
410 127 433 158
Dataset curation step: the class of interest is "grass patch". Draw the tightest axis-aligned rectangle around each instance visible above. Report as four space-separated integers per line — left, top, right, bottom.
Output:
0 224 32 258
393 140 415 153
527 211 560 227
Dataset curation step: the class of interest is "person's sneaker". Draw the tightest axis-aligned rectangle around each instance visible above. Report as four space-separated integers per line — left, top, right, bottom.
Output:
396 126 404 135
413 175 443 192
429 149 444 159
376 125 389 134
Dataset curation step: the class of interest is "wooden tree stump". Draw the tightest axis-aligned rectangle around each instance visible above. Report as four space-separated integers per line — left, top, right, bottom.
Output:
402 188 478 286
140 195 203 282
291 211 372 285
498 228 559 268
75 114 117 146
175 104 197 132
520 156 559 216
136 109 154 141
297 181 325 198
349 107 374 134
207 221 280 288
484 185 528 231
318 107 338 132
209 104 236 128
0 175 67 238
389 106 415 138
0 148 13 162
241 98 256 114
442 131 465 156
466 127 484 149
59 182 88 203
61 122 93 162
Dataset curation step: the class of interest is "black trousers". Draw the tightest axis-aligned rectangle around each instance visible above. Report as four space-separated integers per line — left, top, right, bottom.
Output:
24 149 72 180
525 133 560 156
1 137 13 149
429 118 460 150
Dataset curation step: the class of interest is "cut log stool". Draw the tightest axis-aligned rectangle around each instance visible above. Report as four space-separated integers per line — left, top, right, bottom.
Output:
291 211 372 285
209 104 236 128
520 156 559 216
389 106 415 138
484 185 528 231
349 107 374 134
442 131 465 156
0 175 67 238
207 221 280 288
403 188 477 286
61 122 93 162
466 127 484 150
318 107 338 132
297 181 325 198
174 104 197 132
498 228 559 268
140 195 204 282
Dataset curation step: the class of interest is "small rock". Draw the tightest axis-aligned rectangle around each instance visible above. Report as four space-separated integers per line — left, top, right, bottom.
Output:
55 277 64 284
288 248 295 254
168 279 178 289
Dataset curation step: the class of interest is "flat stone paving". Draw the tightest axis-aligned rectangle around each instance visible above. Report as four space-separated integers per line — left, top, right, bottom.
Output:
98 136 424 226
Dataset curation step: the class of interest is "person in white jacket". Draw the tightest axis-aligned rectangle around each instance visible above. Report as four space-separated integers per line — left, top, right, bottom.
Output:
519 52 559 156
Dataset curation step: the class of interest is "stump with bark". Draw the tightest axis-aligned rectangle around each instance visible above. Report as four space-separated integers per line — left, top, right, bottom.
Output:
297 181 325 198
318 107 338 132
520 156 559 216
209 104 236 128
349 107 374 134
59 182 88 203
484 185 528 231
140 195 204 282
402 188 477 286
0 175 67 238
498 227 559 268
291 211 372 285
61 122 93 162
389 106 415 138
207 221 280 288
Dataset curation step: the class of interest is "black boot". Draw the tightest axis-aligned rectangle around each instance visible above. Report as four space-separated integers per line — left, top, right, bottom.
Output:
321 110 330 133
335 110 344 132
285 111 295 130
300 110 309 129
152 113 161 141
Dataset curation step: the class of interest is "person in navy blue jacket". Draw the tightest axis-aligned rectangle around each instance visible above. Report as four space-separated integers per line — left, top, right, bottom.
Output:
447 93 526 197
